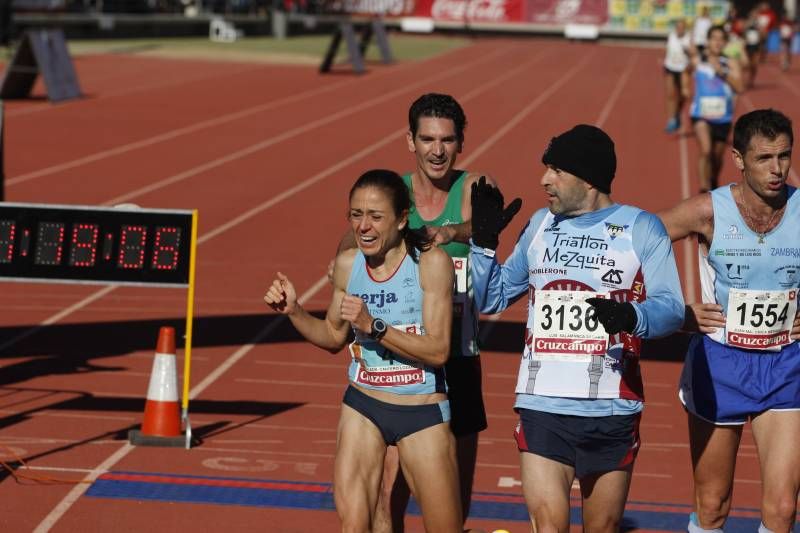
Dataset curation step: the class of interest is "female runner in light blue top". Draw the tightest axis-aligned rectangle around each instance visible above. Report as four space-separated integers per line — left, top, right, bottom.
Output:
264 169 461 532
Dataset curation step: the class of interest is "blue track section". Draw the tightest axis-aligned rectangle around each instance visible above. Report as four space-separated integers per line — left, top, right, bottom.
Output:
86 472 763 531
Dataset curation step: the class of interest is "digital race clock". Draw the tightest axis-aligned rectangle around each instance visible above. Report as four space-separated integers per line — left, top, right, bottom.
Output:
0 202 196 286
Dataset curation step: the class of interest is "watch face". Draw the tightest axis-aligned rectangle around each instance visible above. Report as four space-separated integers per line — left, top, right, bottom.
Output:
374 319 387 332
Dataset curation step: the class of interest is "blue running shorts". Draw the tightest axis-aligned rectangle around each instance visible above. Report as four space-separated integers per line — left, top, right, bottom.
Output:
679 335 800 424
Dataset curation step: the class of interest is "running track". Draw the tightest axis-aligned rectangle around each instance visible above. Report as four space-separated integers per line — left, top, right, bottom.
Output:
1 38 799 532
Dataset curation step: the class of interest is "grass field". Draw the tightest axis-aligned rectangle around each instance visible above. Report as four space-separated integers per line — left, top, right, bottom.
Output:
62 33 473 65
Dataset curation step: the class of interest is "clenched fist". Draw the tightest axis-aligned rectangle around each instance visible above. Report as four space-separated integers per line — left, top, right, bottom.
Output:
264 272 297 315
340 295 373 334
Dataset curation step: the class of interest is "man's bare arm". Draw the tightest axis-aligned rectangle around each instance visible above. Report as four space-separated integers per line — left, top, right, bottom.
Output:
657 193 714 243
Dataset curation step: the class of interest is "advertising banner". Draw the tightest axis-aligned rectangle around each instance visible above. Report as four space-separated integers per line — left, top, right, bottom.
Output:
335 0 727 32
526 0 608 25
412 0 523 23
606 0 728 31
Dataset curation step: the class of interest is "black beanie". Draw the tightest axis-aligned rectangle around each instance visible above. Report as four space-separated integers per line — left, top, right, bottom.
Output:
541 124 616 194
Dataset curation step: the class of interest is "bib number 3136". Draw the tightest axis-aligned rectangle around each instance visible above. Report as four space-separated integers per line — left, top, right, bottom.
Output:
532 290 608 362
725 289 797 351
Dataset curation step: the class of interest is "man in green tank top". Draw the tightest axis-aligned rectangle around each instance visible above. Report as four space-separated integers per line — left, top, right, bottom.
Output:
375 93 501 533
333 93 509 532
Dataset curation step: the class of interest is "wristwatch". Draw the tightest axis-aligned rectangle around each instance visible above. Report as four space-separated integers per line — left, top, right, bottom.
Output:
370 318 388 341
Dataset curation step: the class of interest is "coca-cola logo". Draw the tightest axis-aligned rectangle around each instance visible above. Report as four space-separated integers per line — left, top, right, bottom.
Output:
554 0 580 20
431 0 509 22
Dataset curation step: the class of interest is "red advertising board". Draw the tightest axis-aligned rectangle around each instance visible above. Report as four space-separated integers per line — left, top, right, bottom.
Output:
334 0 607 25
414 0 524 23
524 0 608 25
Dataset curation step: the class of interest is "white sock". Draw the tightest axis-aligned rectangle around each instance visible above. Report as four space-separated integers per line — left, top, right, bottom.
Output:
758 522 774 533
687 512 724 533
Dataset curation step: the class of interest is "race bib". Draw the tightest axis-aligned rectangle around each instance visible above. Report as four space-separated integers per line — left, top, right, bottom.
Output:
452 256 469 296
451 255 479 356
531 290 608 362
725 289 797 351
746 28 760 45
699 96 726 120
350 324 425 386
780 24 793 39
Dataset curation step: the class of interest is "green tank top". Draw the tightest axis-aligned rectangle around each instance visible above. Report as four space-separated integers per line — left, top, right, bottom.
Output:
402 171 470 258
402 170 479 358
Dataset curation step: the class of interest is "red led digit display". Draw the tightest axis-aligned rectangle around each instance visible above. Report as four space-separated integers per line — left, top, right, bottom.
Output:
102 233 113 261
0 220 15 263
34 222 66 265
117 225 148 269
152 227 181 271
0 203 194 286
20 229 30 257
69 223 99 267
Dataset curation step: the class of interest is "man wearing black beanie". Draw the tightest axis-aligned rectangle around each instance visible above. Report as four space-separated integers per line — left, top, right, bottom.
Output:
468 124 685 532
541 124 617 194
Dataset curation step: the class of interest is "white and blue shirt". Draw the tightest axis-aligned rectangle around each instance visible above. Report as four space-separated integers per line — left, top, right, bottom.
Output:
471 204 684 416
690 55 735 124
701 185 800 347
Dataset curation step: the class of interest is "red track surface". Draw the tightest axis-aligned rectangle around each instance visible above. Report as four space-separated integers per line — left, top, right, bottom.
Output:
1 38 799 532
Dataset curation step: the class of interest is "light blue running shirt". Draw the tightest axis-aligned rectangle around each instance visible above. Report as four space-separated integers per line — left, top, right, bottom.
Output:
346 251 446 395
470 204 684 416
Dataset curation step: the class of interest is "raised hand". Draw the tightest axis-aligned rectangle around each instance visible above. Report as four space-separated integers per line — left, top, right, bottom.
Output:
586 297 637 335
263 272 297 315
470 176 523 250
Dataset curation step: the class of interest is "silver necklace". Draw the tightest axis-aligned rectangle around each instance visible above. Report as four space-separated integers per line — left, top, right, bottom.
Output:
737 185 785 244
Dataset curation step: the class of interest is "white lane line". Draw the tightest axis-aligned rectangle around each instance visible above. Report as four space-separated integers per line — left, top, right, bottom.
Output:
7 42 481 186
191 446 335 458
236 378 342 388
19 466 96 474
200 439 284 444
595 52 639 129
7 41 477 121
235 423 336 433
255 360 341 368
0 411 135 421
0 437 123 445
6 79 360 187
33 443 134 533
195 46 551 246
101 46 515 207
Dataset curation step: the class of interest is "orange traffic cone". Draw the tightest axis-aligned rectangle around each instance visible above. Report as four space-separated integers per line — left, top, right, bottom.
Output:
129 327 185 447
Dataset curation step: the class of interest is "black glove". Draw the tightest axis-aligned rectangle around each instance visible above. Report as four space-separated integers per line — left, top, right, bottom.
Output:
470 176 523 250
585 297 637 335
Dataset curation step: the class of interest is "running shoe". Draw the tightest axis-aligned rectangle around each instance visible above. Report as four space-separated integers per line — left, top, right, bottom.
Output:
665 117 680 133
